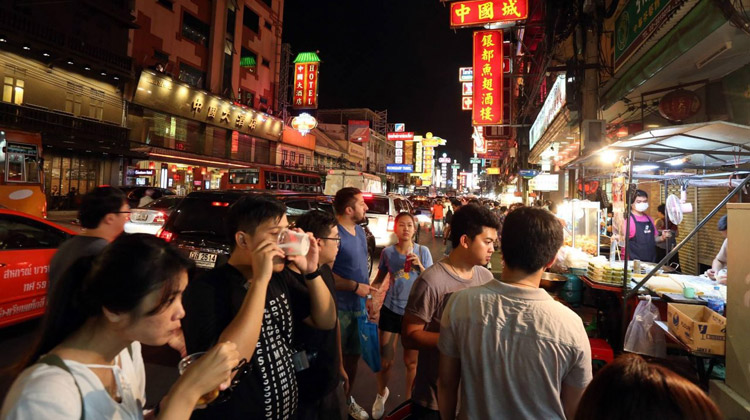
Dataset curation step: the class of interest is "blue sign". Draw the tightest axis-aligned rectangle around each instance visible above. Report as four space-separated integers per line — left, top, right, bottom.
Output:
518 169 540 179
386 164 414 173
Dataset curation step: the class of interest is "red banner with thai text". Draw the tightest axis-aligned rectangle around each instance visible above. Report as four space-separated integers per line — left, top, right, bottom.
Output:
472 30 503 126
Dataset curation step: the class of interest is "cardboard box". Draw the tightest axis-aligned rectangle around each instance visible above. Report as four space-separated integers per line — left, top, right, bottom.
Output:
667 303 726 356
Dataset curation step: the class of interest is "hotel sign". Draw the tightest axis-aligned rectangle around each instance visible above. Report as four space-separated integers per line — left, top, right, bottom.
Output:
293 52 320 109
133 71 283 141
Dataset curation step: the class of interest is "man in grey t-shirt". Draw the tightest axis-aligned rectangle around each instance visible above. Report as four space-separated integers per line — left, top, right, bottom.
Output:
402 204 499 419
438 207 592 420
49 186 129 291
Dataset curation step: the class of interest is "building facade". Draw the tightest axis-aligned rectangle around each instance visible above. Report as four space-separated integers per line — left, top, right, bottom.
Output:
0 0 135 206
126 0 285 193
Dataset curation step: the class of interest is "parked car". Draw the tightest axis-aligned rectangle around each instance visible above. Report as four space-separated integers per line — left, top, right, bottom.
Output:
0 209 76 328
410 197 434 231
363 193 415 248
125 196 183 235
117 186 176 210
158 190 376 274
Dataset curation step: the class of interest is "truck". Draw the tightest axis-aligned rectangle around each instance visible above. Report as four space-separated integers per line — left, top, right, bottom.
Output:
323 169 384 196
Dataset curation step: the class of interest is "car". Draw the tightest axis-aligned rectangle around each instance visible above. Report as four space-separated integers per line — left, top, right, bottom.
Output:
158 190 377 274
0 209 76 328
124 196 183 235
410 197 434 232
116 186 177 210
363 193 415 248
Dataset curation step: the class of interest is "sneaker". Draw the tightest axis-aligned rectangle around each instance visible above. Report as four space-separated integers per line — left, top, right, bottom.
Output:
348 396 370 420
371 387 389 419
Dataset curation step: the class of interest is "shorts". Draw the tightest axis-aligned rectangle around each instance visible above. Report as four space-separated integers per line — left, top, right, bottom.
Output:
338 309 364 355
378 305 403 334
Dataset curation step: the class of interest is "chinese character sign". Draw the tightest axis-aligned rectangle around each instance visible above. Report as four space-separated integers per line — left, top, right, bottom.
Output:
450 0 528 28
293 56 320 109
472 30 503 126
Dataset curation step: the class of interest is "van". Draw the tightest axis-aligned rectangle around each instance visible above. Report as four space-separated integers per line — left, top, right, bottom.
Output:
324 169 384 196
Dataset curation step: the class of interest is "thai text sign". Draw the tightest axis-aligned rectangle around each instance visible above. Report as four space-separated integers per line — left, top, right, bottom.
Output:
529 74 566 150
614 0 680 71
450 0 529 28
472 30 503 126
387 132 415 141
293 62 319 109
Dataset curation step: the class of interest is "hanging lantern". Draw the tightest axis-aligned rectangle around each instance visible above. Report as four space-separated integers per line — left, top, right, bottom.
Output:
658 89 701 122
201 168 207 176
187 166 193 172
171 165 177 173
148 162 155 170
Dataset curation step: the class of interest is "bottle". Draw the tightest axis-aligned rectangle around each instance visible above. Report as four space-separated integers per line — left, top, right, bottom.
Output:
404 257 412 273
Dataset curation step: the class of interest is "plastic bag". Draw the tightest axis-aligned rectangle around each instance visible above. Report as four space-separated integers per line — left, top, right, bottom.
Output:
358 299 381 372
624 296 666 358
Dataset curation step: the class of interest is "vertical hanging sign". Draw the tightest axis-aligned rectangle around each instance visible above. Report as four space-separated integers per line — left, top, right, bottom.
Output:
293 52 321 109
472 30 503 126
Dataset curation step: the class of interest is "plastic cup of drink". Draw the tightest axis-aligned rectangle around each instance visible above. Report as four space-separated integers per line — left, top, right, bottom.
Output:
278 229 310 256
178 352 220 407
404 257 412 273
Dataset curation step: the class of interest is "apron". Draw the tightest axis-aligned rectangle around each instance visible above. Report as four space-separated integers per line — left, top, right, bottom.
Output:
628 214 657 262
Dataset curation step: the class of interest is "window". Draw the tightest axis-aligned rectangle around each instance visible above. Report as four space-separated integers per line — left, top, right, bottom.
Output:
182 12 210 46
264 21 272 31
298 154 304 165
154 49 170 63
89 88 104 120
157 0 173 10
243 6 259 32
261 0 273 8
0 215 70 250
226 7 236 36
3 76 24 105
178 62 205 88
281 150 288 163
261 58 270 67
239 89 255 107
290 151 296 164
222 52 233 96
65 82 83 115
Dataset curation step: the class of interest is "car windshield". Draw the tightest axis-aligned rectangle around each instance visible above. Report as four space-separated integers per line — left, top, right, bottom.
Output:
170 197 233 239
363 196 389 215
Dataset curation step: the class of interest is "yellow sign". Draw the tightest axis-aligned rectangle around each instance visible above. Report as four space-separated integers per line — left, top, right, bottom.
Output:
486 167 500 175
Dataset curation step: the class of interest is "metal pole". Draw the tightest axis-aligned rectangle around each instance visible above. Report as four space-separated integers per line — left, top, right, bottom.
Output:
625 174 750 299
621 150 635 349
664 179 670 256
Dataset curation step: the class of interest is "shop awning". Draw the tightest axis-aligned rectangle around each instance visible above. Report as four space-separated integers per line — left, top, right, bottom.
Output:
132 146 252 169
567 121 750 169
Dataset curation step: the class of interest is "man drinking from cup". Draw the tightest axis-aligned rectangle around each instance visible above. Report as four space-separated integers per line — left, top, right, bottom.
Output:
181 195 336 419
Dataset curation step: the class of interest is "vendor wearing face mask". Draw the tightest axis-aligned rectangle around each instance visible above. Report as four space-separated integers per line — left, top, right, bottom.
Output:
622 189 671 263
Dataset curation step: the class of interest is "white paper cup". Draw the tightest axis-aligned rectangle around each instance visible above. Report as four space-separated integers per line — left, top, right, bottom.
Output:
278 229 310 256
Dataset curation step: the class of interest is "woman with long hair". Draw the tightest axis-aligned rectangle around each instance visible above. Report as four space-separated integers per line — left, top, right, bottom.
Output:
2 234 239 419
367 212 433 419
575 354 723 420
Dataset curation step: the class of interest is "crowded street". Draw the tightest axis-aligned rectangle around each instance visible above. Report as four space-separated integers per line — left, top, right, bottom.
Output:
1 0 749 419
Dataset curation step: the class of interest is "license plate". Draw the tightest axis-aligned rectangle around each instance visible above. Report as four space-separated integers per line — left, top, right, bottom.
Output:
133 212 149 222
189 251 217 269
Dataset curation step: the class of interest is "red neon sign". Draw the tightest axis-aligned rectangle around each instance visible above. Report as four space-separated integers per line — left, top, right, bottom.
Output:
450 0 528 28
472 30 503 126
293 62 319 109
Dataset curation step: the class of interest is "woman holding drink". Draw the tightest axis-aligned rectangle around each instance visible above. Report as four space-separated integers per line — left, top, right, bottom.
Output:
367 212 433 419
1 234 240 420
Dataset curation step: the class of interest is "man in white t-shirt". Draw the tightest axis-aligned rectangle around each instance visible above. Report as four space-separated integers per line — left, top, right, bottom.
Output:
438 207 592 420
707 215 728 284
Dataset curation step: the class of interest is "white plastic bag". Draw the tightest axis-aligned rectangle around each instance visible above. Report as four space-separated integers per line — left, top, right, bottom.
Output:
623 296 667 358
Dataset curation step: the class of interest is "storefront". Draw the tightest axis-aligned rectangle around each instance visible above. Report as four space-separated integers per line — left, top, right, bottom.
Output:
127 70 284 192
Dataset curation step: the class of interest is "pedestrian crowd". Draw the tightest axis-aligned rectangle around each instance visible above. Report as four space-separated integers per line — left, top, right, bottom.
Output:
0 187 722 420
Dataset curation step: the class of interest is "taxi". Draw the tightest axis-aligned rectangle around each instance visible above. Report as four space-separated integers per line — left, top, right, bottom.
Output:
0 209 75 328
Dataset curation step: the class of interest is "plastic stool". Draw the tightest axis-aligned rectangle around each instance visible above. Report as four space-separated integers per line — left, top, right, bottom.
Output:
589 338 614 364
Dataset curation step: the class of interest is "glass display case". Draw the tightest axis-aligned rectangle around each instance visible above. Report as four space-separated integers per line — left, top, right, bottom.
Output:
558 200 601 256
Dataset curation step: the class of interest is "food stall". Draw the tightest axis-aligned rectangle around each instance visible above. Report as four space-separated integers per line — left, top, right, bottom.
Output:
560 121 750 387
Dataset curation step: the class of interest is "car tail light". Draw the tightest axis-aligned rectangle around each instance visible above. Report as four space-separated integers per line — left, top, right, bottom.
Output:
361 192 373 198
387 215 394 232
153 211 166 224
156 228 173 242
212 201 230 207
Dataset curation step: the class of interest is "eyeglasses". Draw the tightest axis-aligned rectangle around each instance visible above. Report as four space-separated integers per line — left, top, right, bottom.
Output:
319 237 341 243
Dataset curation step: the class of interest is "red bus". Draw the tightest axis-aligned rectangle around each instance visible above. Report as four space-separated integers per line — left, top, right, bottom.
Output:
223 164 322 193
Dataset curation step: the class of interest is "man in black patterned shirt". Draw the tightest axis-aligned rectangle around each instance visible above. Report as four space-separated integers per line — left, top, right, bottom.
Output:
182 196 336 419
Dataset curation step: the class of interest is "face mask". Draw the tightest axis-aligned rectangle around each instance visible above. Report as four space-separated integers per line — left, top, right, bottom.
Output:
634 203 649 212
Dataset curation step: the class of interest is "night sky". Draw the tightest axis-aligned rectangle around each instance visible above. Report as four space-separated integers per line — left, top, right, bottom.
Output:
282 0 474 165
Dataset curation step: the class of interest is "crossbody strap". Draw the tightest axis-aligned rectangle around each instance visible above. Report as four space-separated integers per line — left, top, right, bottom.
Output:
37 354 85 420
